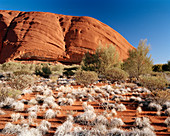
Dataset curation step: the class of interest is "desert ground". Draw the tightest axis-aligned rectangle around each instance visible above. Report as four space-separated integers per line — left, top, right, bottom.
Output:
0 77 169 136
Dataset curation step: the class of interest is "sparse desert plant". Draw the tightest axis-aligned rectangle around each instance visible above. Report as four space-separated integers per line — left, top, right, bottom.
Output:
165 108 170 116
105 67 129 83
12 101 25 111
116 103 126 111
94 115 108 125
75 70 98 86
163 101 170 109
11 113 24 122
108 117 124 128
75 110 96 125
107 128 126 135
13 70 31 76
35 64 52 78
2 122 22 134
164 117 170 127
134 117 154 130
29 99 38 105
123 39 153 79
44 109 56 119
28 111 37 120
111 108 117 116
27 105 39 113
152 64 162 72
1 62 21 72
54 120 73 136
37 120 51 135
9 74 35 90
148 102 162 111
0 87 21 102
130 127 156 136
51 64 64 75
139 75 168 90
18 127 42 136
81 44 120 74
0 109 5 115
151 90 170 105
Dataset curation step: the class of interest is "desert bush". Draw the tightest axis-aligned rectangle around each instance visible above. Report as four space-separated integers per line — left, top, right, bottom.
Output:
9 75 35 90
152 64 162 72
108 118 124 128
134 117 154 130
35 64 52 78
1 62 35 73
165 108 170 116
81 44 120 74
63 65 80 77
54 120 73 136
148 102 162 111
123 39 153 79
0 87 21 102
0 110 5 115
151 90 170 105
75 70 98 86
13 70 31 76
1 62 21 72
164 117 170 127
51 64 64 75
162 64 169 71
139 75 168 90
105 67 128 82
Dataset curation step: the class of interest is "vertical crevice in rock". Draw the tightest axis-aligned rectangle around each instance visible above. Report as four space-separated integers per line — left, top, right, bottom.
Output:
1 12 22 51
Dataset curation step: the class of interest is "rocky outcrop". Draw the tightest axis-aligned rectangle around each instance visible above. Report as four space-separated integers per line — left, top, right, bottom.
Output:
0 10 135 64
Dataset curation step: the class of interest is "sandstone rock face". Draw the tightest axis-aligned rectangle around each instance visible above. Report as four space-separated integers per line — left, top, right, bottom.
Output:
0 10 135 64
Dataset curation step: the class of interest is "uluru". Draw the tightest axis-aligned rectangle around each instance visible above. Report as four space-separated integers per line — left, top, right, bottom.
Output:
0 10 135 64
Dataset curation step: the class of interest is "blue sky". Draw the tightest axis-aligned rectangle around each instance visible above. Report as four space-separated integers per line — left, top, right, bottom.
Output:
0 0 170 64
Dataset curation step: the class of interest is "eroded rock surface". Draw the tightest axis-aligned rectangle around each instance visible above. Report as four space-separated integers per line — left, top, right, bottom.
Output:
0 10 135 64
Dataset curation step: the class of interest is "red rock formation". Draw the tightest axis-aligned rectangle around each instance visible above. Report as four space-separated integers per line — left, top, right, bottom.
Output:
0 10 135 64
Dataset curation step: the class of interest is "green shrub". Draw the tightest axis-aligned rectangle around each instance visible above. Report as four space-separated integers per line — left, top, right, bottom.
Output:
152 64 162 72
51 64 64 75
81 44 120 74
1 62 21 72
152 89 170 105
105 67 129 83
13 70 31 76
0 86 21 102
139 75 168 90
35 64 52 78
9 75 35 90
0 62 36 73
75 70 98 86
63 65 80 77
123 39 153 79
162 64 169 71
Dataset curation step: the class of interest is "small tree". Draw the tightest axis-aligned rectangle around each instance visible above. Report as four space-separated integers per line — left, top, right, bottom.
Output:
81 44 120 75
123 39 153 79
168 61 170 71
162 64 169 71
75 70 98 86
152 64 162 72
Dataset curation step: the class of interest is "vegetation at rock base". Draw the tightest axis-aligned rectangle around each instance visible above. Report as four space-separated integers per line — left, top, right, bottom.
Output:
81 44 120 75
139 75 168 91
123 39 153 79
35 64 52 78
75 70 98 86
105 67 129 83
